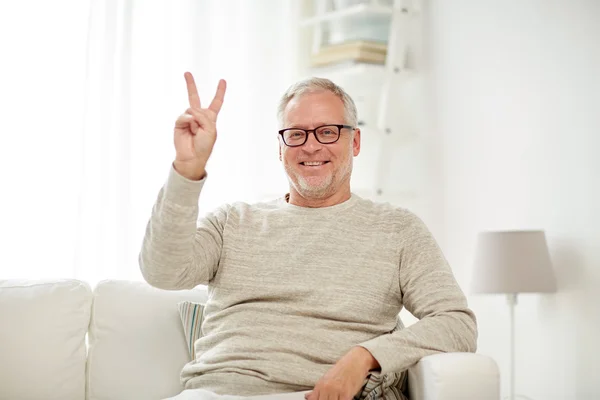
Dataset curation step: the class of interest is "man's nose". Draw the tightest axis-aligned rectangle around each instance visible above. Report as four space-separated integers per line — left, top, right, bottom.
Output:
302 131 323 152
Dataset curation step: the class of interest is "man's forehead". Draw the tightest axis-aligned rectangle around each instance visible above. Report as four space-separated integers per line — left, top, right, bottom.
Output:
283 91 344 125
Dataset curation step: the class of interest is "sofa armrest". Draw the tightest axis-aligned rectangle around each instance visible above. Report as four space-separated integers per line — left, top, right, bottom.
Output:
407 353 500 400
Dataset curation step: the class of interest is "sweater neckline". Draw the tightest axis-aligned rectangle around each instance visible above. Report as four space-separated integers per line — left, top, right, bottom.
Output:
277 193 359 214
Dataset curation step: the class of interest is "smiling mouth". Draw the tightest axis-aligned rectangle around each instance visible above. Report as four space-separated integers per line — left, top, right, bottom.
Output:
300 161 330 166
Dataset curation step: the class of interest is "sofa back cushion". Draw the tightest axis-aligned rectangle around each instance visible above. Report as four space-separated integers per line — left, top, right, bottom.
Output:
86 280 208 400
0 279 92 400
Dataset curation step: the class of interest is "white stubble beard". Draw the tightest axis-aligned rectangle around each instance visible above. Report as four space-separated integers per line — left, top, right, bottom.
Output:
286 146 354 199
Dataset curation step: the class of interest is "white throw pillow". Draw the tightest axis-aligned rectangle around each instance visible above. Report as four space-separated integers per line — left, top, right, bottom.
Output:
0 279 92 400
86 280 208 400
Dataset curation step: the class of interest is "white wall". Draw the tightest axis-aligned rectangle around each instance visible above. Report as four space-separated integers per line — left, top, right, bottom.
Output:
425 1 600 399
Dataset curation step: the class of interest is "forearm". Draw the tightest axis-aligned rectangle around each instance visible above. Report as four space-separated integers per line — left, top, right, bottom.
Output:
359 309 477 374
139 164 214 290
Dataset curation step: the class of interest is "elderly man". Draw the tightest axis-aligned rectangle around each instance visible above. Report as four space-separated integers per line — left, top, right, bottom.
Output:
140 72 477 400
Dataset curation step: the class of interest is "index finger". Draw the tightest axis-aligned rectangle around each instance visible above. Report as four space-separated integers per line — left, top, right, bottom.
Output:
184 72 201 109
208 79 227 115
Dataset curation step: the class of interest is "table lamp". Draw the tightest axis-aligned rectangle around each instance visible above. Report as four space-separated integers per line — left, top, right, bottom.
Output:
471 230 557 400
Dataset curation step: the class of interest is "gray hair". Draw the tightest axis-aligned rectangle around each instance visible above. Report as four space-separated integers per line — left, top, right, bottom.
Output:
276 77 358 128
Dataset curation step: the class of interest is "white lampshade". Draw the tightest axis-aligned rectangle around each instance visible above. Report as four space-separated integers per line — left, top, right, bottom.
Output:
471 230 557 294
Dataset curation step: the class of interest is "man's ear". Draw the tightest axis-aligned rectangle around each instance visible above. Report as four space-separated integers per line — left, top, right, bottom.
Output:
353 128 361 157
278 138 283 161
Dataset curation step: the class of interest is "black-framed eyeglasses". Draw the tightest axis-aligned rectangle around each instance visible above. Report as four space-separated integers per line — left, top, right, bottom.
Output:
278 124 354 147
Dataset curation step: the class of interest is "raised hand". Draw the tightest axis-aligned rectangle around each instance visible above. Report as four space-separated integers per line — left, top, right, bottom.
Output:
173 72 227 180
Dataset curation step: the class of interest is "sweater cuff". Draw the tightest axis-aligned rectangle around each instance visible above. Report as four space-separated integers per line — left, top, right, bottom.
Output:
162 163 206 207
358 335 395 375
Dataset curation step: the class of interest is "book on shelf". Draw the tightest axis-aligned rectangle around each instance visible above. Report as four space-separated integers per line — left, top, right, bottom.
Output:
310 40 387 67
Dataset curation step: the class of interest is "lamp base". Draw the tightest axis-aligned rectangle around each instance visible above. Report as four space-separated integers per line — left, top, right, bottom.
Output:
506 294 535 400
508 293 517 400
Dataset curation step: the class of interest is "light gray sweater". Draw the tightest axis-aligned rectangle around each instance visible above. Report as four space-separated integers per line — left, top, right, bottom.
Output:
140 166 477 396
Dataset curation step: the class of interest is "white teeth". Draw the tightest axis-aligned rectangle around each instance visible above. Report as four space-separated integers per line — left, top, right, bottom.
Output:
303 161 325 166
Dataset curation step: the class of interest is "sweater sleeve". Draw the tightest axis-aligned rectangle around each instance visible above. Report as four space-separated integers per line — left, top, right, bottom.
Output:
358 211 478 374
139 164 228 290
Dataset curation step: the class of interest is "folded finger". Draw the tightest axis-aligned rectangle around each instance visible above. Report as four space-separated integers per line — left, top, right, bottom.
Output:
190 120 199 134
187 108 214 131
175 113 194 129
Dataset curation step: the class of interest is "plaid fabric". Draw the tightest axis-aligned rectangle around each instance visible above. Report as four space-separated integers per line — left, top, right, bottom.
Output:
178 301 206 359
355 370 408 400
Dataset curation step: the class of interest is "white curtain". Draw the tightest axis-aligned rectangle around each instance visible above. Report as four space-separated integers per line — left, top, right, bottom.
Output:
0 0 297 285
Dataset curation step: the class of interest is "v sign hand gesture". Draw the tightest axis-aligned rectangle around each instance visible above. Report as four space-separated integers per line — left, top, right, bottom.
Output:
173 72 227 180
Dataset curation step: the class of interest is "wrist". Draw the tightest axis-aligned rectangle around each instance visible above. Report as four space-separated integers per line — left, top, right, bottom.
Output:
349 346 380 375
173 160 206 181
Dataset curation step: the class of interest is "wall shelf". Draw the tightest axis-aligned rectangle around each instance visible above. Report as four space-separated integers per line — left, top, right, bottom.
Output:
300 3 393 27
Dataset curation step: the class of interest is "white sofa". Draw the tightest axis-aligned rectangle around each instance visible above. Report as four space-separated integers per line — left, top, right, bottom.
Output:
0 279 500 400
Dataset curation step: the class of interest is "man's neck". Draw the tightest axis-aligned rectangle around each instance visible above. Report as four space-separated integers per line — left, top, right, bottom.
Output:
287 188 352 208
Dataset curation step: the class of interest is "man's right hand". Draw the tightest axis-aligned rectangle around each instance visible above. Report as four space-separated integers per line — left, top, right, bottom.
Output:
173 72 227 180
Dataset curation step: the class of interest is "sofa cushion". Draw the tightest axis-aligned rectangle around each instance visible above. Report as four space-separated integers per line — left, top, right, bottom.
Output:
0 279 92 400
87 280 208 400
